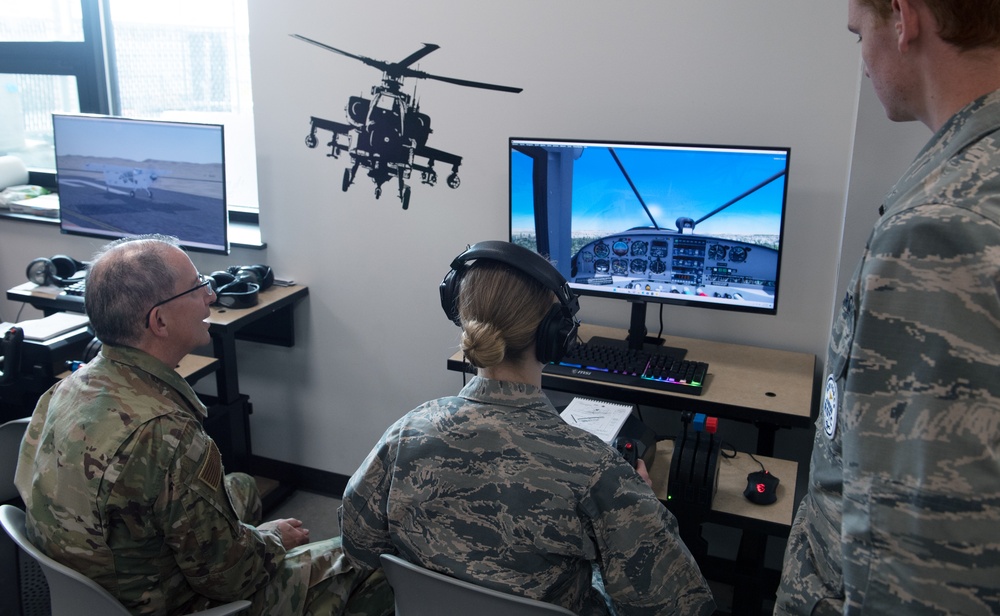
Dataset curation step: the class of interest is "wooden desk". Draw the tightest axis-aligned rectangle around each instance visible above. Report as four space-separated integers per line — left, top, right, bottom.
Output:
449 323 818 454
55 353 219 384
447 324 814 614
7 282 310 473
648 440 796 536
7 282 309 405
205 284 309 404
650 441 795 615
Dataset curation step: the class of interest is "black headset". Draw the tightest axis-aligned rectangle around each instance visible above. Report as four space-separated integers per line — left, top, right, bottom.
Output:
440 241 580 364
25 255 87 287
208 264 273 309
226 264 274 291
210 271 260 309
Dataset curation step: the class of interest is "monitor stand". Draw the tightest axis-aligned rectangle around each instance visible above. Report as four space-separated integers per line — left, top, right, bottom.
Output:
589 300 689 359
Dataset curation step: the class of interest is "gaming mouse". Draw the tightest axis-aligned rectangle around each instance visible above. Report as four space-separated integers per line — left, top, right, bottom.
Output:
744 470 780 505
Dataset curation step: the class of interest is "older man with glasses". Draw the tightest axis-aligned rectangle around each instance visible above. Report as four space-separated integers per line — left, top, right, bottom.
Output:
14 234 392 616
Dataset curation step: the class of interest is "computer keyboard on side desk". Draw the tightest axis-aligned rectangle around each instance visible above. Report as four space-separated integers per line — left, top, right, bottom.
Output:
63 279 87 297
546 337 709 396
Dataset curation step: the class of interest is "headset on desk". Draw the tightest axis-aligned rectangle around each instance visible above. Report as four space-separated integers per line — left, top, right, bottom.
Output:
25 255 87 288
210 264 274 309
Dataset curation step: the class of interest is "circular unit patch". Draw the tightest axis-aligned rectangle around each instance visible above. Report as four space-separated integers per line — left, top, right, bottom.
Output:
822 374 838 440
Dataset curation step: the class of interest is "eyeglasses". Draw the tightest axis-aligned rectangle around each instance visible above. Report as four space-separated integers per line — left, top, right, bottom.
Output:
145 274 214 328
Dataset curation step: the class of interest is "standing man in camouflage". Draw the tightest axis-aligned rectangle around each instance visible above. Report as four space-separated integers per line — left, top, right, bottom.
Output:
15 235 392 616
776 1 1000 614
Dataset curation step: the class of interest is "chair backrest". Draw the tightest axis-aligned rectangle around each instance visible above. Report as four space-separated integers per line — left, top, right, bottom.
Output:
0 505 250 616
0 418 48 616
1 417 30 504
379 553 578 616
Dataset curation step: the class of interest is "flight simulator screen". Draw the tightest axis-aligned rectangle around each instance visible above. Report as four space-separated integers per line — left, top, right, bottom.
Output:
510 137 790 315
54 114 229 255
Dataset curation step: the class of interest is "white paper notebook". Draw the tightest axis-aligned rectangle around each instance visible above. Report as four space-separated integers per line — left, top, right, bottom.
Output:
560 396 634 443
17 312 90 341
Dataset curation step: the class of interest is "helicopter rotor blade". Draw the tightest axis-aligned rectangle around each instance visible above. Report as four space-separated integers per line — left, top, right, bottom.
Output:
406 69 523 93
293 34 523 93
290 34 392 73
396 43 441 68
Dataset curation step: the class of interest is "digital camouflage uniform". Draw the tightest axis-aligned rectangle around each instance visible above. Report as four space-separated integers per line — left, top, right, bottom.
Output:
341 376 715 616
15 344 392 616
776 90 1000 614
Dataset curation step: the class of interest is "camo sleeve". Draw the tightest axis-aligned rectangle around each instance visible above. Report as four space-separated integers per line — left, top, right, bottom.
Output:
156 419 286 601
839 204 1000 613
340 423 396 571
583 462 715 616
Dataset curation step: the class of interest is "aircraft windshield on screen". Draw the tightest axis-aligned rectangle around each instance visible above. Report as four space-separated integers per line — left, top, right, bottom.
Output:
510 139 790 313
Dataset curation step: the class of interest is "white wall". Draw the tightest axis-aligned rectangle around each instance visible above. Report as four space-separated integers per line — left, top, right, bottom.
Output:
0 1 905 478
836 76 932 304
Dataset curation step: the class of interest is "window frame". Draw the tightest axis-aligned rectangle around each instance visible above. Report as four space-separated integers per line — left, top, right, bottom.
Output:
0 0 261 238
0 0 110 188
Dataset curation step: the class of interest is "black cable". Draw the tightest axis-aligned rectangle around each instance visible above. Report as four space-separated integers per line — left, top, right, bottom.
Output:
720 439 767 472
747 451 767 472
720 440 738 459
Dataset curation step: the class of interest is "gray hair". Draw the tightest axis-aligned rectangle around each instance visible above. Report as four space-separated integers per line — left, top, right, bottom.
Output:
84 235 182 347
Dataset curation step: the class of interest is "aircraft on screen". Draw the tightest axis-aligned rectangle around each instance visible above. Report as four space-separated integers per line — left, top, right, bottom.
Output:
84 163 170 199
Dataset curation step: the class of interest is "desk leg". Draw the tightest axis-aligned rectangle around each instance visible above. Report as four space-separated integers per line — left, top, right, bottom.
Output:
754 423 778 457
212 332 241 405
203 394 253 473
730 530 769 616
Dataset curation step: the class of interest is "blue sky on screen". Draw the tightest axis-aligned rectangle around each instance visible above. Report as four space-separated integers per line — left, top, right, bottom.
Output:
511 144 788 237
54 116 223 165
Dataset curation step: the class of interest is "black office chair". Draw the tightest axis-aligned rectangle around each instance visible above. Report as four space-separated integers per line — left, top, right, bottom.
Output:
380 553 578 616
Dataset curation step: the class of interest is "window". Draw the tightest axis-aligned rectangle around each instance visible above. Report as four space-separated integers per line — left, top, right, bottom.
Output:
0 0 259 212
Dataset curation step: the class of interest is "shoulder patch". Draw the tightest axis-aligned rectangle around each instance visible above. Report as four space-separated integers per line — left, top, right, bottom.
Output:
198 440 223 491
823 374 839 440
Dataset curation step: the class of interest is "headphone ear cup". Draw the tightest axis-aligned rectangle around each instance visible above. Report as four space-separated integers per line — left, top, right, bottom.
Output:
83 337 103 363
237 264 274 291
26 257 55 286
210 271 235 292
256 265 274 291
439 269 462 325
211 271 258 308
535 304 578 364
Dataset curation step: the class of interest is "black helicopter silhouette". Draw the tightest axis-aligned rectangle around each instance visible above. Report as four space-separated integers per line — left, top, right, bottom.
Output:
293 35 522 210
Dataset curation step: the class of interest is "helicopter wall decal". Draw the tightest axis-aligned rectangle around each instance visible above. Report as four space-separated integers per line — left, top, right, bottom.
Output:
292 34 522 210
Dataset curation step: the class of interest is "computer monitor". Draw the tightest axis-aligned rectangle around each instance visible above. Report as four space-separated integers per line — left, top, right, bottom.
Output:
53 113 230 255
510 136 790 351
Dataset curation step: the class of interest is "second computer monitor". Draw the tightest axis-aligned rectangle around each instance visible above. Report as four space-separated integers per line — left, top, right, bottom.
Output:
510 137 791 318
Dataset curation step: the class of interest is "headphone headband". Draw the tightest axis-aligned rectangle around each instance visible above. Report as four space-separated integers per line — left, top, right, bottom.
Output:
210 270 260 309
443 241 580 324
440 240 580 363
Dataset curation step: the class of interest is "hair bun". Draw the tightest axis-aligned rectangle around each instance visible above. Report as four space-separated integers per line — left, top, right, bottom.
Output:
461 319 506 368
